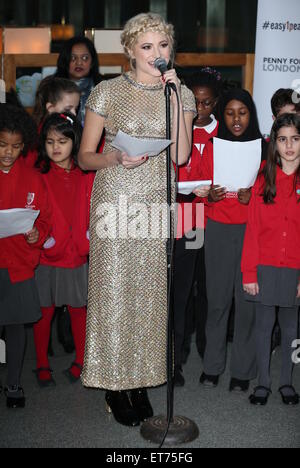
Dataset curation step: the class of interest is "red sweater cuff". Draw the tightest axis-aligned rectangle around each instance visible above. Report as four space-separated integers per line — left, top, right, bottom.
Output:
242 271 258 284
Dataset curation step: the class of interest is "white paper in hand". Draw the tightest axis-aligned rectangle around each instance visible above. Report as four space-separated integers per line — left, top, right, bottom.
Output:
213 138 262 192
178 180 212 195
0 208 40 239
111 130 172 157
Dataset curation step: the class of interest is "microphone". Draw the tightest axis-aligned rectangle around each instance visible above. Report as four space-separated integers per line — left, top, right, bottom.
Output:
154 57 169 74
154 58 176 91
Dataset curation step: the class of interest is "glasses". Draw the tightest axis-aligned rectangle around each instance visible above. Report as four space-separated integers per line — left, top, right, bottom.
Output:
196 99 216 109
70 54 91 63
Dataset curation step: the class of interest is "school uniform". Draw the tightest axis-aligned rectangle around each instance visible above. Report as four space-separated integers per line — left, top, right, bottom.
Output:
174 118 218 368
199 140 258 380
0 158 51 387
33 162 93 375
241 166 300 389
35 162 93 307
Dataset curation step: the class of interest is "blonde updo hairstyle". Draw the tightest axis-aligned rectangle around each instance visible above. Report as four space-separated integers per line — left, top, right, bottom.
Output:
121 12 175 70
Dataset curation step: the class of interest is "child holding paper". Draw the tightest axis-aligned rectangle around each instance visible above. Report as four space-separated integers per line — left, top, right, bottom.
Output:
242 113 300 406
33 113 93 387
173 68 222 386
199 89 267 392
0 104 51 408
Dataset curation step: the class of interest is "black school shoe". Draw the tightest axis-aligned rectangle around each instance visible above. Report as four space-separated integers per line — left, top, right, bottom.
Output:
199 372 219 388
33 368 56 388
249 386 272 406
278 386 299 406
5 386 25 409
229 378 250 393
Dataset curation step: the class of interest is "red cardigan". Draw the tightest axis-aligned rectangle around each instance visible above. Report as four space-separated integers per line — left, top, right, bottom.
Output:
199 140 250 225
0 158 51 283
40 163 94 268
176 120 219 237
241 166 300 284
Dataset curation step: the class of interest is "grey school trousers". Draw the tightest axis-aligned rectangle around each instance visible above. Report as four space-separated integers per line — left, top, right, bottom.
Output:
203 220 257 380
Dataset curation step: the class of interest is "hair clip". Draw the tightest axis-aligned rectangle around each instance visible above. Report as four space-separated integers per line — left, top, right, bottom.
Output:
201 67 222 81
60 114 74 125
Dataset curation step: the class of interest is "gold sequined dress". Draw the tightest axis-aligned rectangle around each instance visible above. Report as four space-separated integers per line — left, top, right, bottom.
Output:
81 72 196 390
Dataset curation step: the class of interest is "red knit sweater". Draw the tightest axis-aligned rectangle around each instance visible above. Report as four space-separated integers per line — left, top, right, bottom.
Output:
241 166 300 284
199 140 250 225
176 118 219 237
40 162 94 268
0 158 52 283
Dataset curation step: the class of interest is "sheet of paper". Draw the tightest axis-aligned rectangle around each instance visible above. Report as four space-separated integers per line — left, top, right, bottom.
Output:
213 138 262 192
177 180 212 195
0 208 40 239
111 130 172 157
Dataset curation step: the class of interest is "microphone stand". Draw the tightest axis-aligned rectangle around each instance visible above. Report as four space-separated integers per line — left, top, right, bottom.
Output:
140 82 199 446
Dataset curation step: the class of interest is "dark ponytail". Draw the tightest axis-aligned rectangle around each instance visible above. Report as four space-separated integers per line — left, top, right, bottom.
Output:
33 76 80 125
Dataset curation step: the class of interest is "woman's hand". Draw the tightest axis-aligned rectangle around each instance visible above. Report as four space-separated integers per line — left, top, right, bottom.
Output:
116 151 149 170
193 185 211 198
25 227 39 244
243 283 259 296
161 68 181 103
238 188 252 205
297 282 300 299
208 185 227 202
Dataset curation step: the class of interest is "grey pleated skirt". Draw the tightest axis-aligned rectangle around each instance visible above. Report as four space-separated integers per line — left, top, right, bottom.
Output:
0 269 42 326
244 265 300 307
35 263 88 308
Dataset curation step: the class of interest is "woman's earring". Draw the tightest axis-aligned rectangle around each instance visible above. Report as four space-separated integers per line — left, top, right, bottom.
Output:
130 57 136 70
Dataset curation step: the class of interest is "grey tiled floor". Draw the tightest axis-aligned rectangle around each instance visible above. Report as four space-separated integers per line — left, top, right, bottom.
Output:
0 329 299 448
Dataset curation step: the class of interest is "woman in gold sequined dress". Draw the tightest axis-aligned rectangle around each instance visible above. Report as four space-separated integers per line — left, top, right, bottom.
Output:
78 12 196 427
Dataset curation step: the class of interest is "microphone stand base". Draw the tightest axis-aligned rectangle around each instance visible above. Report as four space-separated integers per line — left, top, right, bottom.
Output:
140 415 199 446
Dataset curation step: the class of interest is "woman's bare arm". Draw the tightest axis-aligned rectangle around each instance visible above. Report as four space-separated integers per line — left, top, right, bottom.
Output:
162 69 194 165
78 109 147 171
170 108 194 165
78 109 120 171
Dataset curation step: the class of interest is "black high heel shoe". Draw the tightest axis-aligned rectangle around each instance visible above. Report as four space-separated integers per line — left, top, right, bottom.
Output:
130 388 154 422
105 390 140 427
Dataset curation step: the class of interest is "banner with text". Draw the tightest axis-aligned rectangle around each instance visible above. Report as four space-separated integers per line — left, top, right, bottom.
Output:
253 0 300 136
